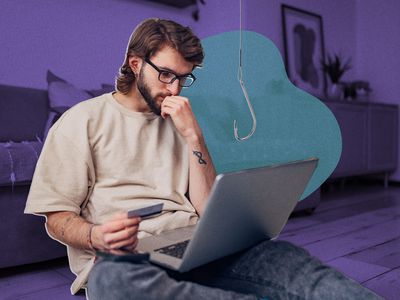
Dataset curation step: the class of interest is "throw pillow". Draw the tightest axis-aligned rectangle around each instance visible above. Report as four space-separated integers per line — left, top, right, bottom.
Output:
46 69 67 83
43 111 58 140
47 69 92 107
44 70 91 140
88 83 115 97
43 106 70 139
48 80 92 108
44 70 114 140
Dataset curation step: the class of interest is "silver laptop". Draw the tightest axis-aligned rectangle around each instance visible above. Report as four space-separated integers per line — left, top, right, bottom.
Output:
136 157 318 272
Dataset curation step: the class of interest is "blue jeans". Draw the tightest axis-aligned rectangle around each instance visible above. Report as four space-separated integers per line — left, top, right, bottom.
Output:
87 240 382 299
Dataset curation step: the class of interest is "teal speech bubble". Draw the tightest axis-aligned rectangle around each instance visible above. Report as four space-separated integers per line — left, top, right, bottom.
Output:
182 31 341 200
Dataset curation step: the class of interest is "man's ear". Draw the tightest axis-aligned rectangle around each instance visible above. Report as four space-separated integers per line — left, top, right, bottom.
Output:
128 55 143 76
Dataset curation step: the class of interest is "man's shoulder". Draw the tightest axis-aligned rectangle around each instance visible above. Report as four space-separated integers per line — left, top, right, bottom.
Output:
68 93 109 115
50 93 111 137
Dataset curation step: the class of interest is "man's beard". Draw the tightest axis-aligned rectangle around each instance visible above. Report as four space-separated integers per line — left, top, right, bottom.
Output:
137 67 163 116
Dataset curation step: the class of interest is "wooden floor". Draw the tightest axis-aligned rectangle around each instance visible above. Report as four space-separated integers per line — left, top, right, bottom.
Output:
280 179 400 299
0 180 399 299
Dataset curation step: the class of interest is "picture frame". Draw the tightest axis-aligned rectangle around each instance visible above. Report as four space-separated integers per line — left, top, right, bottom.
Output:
281 4 326 98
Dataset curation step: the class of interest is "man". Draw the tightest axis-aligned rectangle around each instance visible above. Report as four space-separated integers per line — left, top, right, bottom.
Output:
25 18 381 299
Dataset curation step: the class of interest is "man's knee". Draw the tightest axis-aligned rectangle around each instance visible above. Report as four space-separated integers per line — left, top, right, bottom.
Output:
87 261 120 299
274 240 310 254
256 239 311 258
87 260 148 300
87 259 180 300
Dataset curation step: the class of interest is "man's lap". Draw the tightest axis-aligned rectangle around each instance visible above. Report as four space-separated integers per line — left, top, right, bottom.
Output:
88 239 382 300
88 257 259 299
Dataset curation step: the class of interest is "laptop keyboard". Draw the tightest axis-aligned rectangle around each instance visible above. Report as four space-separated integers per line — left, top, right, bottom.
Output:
154 240 190 259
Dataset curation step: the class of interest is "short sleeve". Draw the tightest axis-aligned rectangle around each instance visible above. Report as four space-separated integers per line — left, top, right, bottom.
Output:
24 126 94 216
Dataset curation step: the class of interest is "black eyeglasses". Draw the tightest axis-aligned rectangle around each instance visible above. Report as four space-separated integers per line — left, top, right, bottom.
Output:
144 58 196 87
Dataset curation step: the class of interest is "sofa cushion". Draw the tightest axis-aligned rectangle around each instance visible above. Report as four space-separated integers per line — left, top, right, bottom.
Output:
0 141 43 187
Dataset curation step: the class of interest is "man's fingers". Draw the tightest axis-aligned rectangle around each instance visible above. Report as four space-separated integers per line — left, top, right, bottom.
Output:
161 106 174 119
161 111 169 119
108 238 139 254
115 238 139 252
102 217 141 233
103 225 139 247
107 232 139 250
163 97 190 110
161 102 185 117
161 100 178 110
163 97 180 106
164 96 190 104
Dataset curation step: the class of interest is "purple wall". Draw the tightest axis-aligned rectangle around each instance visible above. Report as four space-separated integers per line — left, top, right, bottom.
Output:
0 0 359 90
355 0 400 180
245 0 357 82
1 0 399 179
0 0 239 90
356 0 400 104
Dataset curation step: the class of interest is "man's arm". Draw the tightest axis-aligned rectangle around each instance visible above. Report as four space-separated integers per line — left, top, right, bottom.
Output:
45 211 141 252
186 135 216 216
161 96 217 216
45 211 94 250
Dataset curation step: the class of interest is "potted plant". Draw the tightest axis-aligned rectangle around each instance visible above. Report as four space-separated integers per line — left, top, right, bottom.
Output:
321 53 352 99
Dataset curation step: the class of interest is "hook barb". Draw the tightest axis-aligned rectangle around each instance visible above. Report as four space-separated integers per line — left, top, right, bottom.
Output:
233 77 257 141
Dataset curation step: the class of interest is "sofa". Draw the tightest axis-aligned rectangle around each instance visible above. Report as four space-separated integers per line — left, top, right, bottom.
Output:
0 84 67 268
0 78 320 268
0 72 114 268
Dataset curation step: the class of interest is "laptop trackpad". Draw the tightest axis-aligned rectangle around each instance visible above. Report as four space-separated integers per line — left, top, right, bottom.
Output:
137 226 196 252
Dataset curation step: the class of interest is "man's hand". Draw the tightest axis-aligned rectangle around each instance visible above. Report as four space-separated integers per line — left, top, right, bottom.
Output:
161 96 202 142
91 212 141 253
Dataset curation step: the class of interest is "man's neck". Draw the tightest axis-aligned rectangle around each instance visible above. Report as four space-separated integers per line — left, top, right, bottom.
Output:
113 89 151 113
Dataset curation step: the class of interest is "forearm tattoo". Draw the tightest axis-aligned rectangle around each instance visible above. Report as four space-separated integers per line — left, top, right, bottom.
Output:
61 215 78 238
192 150 207 165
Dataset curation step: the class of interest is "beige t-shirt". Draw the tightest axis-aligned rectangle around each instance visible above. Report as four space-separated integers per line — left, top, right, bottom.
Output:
24 92 199 294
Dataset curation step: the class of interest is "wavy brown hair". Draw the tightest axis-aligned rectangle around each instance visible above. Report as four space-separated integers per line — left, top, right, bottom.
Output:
116 18 204 94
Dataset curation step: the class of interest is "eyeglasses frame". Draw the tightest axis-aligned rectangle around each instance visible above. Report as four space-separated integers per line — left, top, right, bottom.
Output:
144 57 196 87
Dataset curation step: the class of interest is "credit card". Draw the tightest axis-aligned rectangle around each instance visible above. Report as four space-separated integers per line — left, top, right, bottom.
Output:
127 203 163 219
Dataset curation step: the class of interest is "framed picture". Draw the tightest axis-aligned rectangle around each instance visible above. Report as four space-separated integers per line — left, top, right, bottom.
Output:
281 4 326 97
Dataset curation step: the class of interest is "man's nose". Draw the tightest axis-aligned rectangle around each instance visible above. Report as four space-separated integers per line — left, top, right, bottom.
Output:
167 79 181 96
